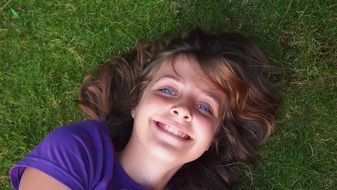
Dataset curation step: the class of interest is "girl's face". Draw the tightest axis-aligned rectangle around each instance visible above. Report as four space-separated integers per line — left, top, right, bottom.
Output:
131 55 225 166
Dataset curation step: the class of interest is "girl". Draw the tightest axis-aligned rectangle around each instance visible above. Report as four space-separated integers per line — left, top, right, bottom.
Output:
9 29 279 190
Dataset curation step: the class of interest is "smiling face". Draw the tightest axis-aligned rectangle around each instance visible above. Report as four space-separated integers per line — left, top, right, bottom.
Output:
130 54 225 166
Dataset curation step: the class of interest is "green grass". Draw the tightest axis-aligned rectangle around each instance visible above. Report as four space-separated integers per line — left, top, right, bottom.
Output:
1 0 336 189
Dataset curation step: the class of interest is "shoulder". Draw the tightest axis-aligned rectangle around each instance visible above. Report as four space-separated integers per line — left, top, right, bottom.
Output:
33 120 113 156
10 120 115 190
50 120 110 139
49 120 110 143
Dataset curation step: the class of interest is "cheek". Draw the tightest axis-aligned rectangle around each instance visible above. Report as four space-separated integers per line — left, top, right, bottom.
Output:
146 94 172 107
135 94 171 116
193 117 217 142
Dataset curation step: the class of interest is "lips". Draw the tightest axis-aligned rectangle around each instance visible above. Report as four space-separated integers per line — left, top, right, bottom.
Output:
154 121 192 140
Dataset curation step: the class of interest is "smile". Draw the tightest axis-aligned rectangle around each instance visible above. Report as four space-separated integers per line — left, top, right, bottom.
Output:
154 121 192 140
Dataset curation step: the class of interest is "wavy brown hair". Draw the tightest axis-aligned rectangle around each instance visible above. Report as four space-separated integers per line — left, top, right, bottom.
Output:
78 29 279 189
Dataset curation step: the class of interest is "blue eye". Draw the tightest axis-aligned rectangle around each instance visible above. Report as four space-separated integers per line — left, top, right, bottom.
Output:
159 88 177 96
196 103 212 114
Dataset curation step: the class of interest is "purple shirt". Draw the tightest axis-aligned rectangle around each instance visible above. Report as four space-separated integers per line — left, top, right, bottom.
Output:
9 120 145 190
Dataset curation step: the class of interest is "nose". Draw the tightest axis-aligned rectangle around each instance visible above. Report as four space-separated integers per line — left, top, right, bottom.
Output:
170 106 192 122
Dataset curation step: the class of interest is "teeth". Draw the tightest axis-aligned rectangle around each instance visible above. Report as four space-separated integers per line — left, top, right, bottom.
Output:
157 122 190 140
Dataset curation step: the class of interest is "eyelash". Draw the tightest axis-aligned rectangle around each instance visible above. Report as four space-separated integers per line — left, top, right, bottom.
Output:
196 103 212 115
159 87 213 115
159 87 177 96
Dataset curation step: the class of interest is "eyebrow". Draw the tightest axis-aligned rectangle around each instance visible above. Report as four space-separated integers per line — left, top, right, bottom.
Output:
157 75 221 106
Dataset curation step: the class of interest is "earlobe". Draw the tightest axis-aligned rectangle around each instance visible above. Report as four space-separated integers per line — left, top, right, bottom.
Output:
206 140 217 152
204 143 211 152
131 109 135 118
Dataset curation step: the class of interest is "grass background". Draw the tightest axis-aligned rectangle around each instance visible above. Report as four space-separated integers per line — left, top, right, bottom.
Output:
1 0 336 189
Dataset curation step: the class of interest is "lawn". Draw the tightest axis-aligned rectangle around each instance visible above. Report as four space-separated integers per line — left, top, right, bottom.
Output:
1 0 336 189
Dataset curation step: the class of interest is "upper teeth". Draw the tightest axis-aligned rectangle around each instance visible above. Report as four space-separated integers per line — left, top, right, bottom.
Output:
160 123 189 139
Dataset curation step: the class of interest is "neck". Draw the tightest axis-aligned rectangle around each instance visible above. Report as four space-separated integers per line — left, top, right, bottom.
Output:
117 137 181 190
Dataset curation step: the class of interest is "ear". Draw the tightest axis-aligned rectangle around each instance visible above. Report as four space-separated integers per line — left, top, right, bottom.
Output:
131 109 135 118
203 141 212 152
205 138 217 152
205 144 211 152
